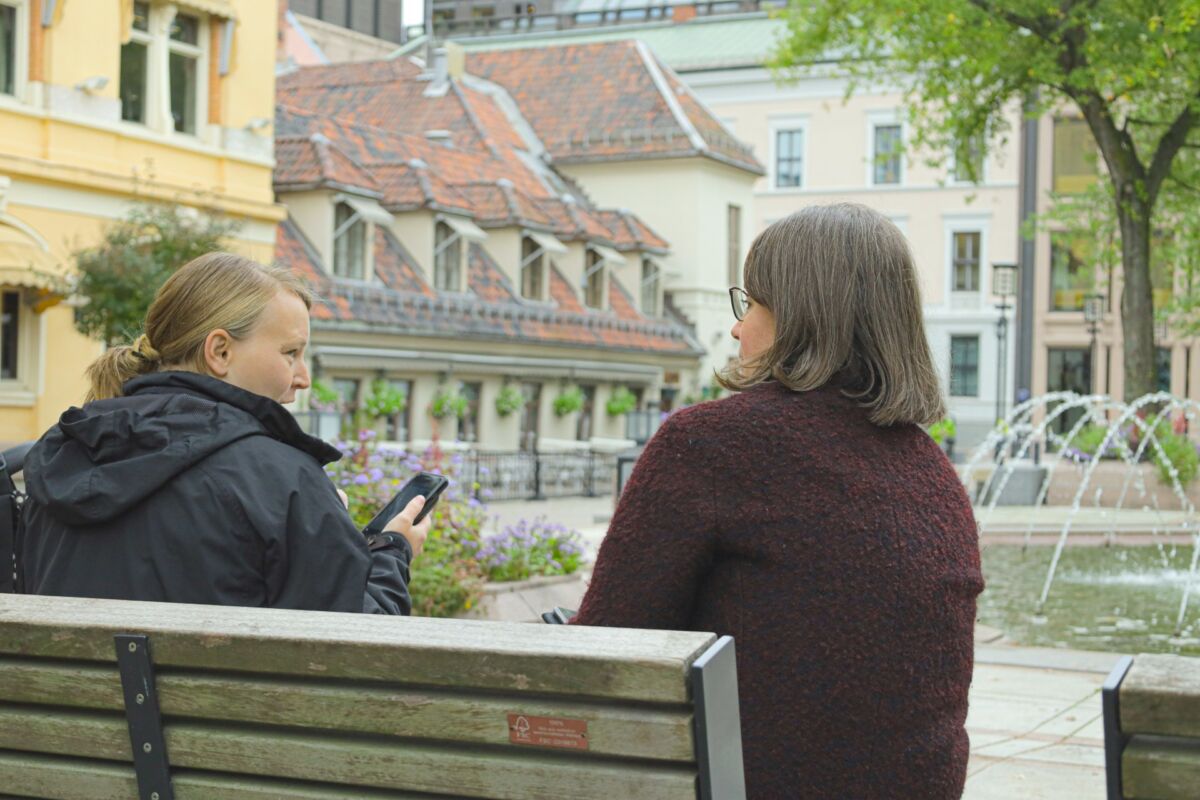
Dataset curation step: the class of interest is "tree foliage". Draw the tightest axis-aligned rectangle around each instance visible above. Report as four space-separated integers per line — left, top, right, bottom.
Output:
771 0 1200 398
72 203 240 346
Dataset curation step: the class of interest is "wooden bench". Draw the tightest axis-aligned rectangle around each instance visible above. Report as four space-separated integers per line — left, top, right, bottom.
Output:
1103 653 1200 799
0 594 745 800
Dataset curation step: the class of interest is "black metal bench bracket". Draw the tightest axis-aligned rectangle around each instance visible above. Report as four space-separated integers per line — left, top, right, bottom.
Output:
692 635 746 800
1102 654 1135 800
115 633 175 800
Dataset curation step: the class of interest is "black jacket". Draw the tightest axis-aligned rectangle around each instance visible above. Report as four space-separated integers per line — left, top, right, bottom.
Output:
21 372 412 614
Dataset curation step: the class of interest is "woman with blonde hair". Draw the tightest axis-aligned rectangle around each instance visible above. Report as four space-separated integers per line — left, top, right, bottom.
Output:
573 204 983 798
22 252 427 613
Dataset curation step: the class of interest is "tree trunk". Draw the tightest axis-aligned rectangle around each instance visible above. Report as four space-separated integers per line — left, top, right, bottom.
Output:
1118 191 1156 400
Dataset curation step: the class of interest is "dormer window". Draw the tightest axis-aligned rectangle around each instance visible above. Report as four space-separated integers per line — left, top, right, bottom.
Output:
333 202 367 280
434 215 488 293
641 257 661 316
584 248 605 309
434 221 461 291
520 231 565 302
520 236 543 300
583 245 625 310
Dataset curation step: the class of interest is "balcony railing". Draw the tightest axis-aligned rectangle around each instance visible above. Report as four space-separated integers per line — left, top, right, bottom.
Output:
431 1 786 39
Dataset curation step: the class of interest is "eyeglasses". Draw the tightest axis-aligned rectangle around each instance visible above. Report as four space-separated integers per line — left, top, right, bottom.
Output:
729 287 750 321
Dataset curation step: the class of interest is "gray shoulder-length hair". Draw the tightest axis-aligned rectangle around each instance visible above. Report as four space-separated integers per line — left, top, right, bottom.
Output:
718 203 946 427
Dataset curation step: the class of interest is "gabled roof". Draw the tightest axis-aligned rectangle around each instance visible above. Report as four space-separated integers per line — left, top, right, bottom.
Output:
466 40 764 174
275 67 672 251
275 219 702 357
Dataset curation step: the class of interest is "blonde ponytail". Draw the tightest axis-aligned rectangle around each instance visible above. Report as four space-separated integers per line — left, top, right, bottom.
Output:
83 252 312 403
84 343 160 403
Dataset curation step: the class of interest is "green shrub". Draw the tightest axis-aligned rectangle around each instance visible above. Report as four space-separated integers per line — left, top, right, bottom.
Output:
927 417 957 445
552 385 584 416
363 379 406 419
430 387 468 420
1153 432 1200 487
605 386 637 416
309 379 340 412
494 385 523 417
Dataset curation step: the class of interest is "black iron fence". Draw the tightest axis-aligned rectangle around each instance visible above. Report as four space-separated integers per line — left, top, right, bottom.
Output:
457 451 617 501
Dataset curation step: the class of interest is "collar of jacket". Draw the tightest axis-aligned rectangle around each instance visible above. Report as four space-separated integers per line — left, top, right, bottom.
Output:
122 371 342 465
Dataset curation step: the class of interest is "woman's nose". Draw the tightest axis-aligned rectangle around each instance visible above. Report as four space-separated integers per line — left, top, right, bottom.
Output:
295 360 311 390
731 320 742 341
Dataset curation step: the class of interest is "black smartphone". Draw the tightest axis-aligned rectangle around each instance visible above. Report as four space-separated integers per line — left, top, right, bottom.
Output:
540 607 577 625
362 472 449 536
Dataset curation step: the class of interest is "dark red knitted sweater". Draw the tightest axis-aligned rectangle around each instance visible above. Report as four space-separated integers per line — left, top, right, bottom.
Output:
574 380 983 799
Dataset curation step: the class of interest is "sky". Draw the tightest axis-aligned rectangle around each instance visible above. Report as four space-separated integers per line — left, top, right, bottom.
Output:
402 1 424 27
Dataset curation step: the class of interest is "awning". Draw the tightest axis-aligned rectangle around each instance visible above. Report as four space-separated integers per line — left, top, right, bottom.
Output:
341 195 393 227
169 0 237 20
0 223 59 281
441 214 488 242
527 230 568 255
591 244 627 266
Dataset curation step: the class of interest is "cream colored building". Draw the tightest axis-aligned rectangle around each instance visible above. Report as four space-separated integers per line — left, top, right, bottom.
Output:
0 0 282 444
459 14 1022 447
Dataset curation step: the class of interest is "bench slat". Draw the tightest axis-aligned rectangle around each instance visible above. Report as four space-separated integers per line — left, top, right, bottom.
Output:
0 751 432 799
1120 653 1200 738
0 596 714 704
1122 734 1200 800
0 705 699 800
0 657 696 763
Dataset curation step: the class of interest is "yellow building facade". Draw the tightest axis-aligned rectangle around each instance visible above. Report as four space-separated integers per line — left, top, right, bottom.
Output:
0 0 281 444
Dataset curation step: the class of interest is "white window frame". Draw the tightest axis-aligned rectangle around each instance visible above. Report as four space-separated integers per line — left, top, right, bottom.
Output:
0 285 42 404
948 333 982 398
583 246 615 311
519 231 563 303
0 0 29 106
433 216 477 293
120 2 210 139
943 213 991 310
949 133 989 185
865 109 905 187
640 256 661 317
769 114 809 191
331 199 372 282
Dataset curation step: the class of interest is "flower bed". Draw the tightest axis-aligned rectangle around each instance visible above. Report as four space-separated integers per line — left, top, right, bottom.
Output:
325 432 588 617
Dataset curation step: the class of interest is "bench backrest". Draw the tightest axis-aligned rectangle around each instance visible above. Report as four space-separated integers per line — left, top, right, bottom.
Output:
1103 653 1200 799
0 594 745 800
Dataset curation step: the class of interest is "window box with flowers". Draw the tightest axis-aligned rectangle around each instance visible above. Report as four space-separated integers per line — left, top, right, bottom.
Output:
494 384 523 417
552 385 584 417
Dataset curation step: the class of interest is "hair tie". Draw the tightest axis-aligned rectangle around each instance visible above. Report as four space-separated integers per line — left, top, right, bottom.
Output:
131 334 159 362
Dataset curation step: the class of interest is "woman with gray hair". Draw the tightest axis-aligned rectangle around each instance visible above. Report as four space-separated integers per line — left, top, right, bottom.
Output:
573 204 983 798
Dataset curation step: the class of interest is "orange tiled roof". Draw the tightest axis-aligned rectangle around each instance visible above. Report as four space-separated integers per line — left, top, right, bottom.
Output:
274 134 381 197
466 41 764 175
275 97 670 250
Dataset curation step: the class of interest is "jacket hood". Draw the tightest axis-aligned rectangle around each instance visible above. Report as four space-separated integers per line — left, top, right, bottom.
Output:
25 371 341 526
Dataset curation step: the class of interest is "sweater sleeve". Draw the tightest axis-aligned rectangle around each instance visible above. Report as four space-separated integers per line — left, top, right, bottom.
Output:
573 408 719 630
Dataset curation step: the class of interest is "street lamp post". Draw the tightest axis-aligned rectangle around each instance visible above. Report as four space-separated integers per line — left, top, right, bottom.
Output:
992 262 1018 424
1084 293 1105 394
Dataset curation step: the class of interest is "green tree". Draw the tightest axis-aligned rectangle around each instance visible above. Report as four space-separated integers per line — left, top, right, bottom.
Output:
771 0 1200 398
72 203 240 345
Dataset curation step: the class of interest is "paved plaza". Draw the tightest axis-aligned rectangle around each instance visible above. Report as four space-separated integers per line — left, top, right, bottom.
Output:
487 495 1158 798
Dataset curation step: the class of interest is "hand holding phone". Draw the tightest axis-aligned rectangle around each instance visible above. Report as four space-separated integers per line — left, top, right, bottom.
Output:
363 472 450 536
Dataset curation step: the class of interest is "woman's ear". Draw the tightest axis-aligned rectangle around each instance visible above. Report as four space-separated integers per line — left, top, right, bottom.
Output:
202 329 234 377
